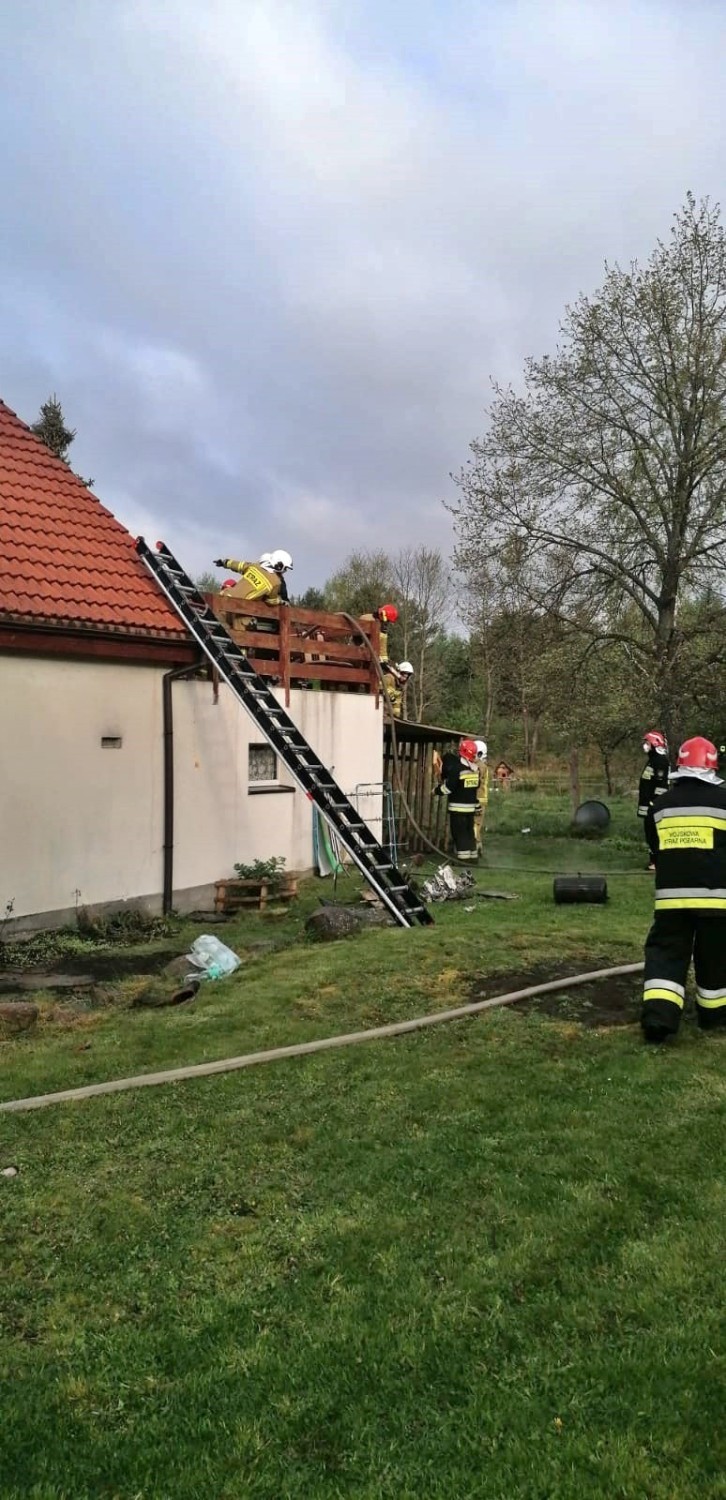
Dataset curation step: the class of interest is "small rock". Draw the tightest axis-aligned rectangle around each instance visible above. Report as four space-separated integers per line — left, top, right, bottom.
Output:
305 905 393 941
0 1002 39 1037
132 978 201 1008
1 1166 19 1178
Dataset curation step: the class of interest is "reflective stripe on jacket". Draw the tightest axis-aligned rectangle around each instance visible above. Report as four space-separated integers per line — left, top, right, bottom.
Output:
653 777 726 909
443 760 479 814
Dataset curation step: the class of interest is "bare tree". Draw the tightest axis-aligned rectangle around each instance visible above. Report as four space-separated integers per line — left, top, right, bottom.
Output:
323 545 451 722
324 550 395 617
453 194 726 742
195 570 221 595
391 546 451 721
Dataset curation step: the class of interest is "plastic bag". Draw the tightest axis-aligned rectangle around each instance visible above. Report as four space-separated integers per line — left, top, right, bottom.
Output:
185 934 241 981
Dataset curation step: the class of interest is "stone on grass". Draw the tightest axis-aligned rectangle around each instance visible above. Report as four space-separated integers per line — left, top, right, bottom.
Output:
305 904 393 941
0 1002 39 1036
132 977 201 1008
162 955 195 980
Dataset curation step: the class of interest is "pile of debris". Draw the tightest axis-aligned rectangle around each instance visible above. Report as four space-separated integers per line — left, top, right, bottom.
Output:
421 864 475 903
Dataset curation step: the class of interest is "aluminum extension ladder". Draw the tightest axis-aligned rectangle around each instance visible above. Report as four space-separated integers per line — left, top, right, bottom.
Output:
137 539 432 929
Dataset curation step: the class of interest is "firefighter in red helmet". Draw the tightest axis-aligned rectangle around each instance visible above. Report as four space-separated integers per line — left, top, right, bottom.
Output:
360 603 398 667
435 737 480 861
642 736 726 1041
637 729 670 871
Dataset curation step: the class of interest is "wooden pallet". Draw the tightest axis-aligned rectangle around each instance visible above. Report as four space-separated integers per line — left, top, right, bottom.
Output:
214 877 298 914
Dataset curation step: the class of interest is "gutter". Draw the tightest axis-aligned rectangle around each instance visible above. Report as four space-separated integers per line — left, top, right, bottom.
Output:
162 662 204 915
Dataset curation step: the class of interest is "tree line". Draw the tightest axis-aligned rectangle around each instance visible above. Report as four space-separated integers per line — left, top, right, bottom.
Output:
34 193 726 773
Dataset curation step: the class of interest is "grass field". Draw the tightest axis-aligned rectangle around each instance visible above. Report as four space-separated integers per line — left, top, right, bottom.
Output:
1 829 724 1499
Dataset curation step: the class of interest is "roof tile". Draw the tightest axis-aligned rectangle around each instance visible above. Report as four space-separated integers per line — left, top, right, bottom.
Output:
0 401 188 639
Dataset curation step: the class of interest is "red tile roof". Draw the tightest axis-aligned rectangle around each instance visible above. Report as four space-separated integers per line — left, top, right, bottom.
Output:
0 399 188 639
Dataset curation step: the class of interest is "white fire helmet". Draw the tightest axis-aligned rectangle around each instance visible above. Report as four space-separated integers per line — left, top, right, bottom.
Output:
258 552 273 568
474 739 488 761
269 549 293 572
398 661 414 676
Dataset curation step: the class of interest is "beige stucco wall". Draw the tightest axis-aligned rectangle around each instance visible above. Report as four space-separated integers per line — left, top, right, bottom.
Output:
0 654 383 929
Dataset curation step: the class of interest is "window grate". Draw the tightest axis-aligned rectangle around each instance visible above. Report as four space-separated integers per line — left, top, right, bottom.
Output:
248 743 277 782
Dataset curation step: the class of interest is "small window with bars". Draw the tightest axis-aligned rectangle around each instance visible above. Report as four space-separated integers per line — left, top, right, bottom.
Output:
248 743 278 783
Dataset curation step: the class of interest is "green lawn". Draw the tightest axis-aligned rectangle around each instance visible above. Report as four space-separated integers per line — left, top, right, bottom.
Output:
1 844 724 1499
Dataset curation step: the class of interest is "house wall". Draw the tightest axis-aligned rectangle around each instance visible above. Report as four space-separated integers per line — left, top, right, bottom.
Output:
0 654 383 931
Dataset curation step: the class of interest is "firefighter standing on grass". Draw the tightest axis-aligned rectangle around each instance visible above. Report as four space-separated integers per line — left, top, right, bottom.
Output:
637 729 670 870
641 736 726 1041
474 739 490 852
435 737 480 861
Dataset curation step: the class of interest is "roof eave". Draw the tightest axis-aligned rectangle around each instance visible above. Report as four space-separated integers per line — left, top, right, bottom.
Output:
0 616 198 666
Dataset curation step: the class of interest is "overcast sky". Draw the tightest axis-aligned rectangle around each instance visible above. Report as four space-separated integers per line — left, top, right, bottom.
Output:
1 0 725 589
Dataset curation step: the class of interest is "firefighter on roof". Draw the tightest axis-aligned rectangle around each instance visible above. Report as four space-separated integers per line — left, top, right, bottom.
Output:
641 735 726 1042
435 737 480 861
360 603 398 667
213 549 293 603
383 660 413 719
637 729 670 870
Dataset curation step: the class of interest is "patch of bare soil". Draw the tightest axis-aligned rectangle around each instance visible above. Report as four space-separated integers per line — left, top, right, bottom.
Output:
468 960 642 1029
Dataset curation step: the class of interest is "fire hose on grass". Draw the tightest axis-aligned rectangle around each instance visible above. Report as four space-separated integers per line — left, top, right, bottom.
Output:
0 962 644 1114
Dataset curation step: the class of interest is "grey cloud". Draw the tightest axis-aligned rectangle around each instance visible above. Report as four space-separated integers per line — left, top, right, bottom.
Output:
1 0 725 583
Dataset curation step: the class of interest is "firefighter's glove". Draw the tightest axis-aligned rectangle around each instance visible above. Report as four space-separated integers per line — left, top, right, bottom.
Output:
213 558 226 568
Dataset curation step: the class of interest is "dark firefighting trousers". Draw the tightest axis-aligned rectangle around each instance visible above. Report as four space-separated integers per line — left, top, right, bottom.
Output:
642 809 658 861
642 911 726 1035
449 811 478 860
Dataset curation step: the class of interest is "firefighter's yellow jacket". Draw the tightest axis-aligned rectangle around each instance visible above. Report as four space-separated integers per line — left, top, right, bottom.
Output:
221 561 284 603
383 669 403 717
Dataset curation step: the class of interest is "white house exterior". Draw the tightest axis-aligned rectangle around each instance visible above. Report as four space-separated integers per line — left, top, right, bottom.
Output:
1 656 381 929
0 399 383 933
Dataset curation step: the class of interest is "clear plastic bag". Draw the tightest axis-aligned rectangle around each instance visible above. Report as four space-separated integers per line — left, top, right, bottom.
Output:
185 934 241 980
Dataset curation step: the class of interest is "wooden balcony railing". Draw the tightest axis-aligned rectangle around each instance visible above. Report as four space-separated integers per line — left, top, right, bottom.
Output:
207 595 382 706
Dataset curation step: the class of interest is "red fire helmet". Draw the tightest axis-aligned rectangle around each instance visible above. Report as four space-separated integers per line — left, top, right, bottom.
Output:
378 603 398 624
459 737 478 764
677 736 718 771
643 730 668 753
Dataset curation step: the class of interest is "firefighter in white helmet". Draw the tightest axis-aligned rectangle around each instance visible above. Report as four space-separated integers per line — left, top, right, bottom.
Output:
213 548 293 603
474 739 489 851
383 659 413 719
435 737 480 860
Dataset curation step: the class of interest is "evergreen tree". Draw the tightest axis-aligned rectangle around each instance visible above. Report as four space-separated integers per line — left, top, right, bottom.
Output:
31 394 93 487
